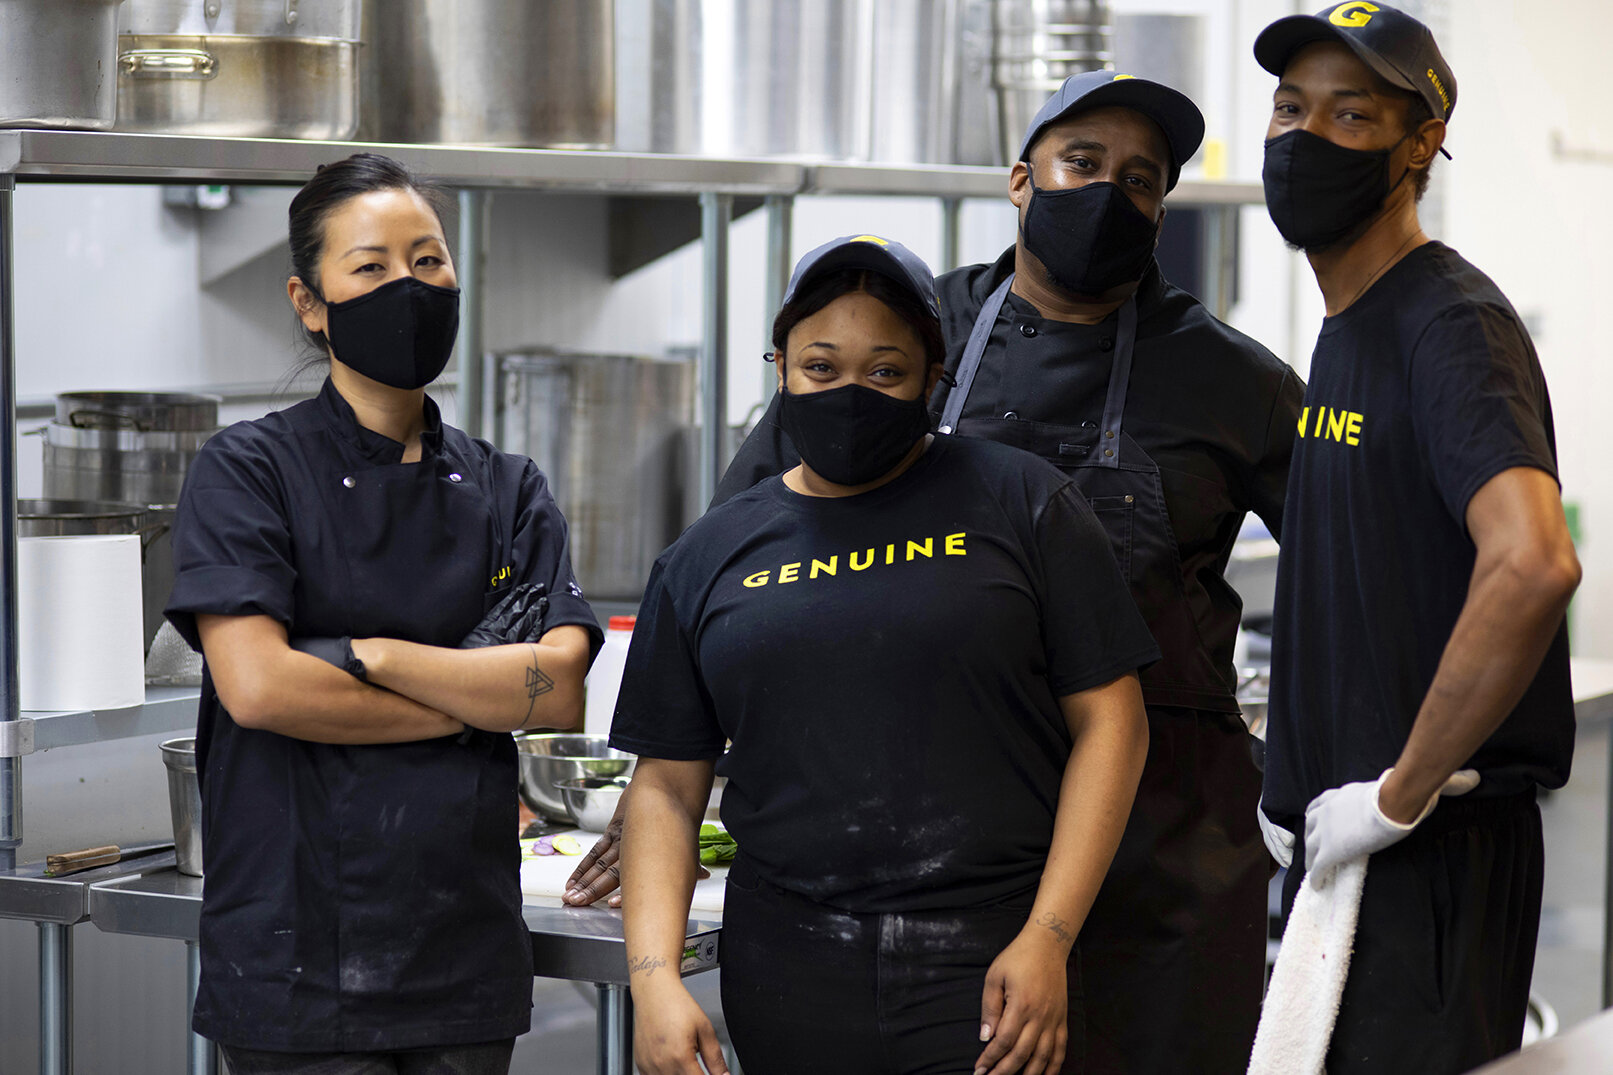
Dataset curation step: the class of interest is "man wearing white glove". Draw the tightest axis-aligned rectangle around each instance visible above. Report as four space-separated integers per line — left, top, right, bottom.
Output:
1253 5 1581 1074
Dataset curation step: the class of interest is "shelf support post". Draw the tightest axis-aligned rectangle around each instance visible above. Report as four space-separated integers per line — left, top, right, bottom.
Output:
455 189 490 441
762 196 793 401
38 921 71 1075
698 193 732 508
1 172 21 874
940 197 963 273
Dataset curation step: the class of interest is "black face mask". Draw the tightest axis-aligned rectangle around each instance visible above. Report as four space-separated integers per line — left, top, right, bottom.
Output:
1020 176 1159 296
776 379 932 488
1262 129 1411 252
323 275 461 390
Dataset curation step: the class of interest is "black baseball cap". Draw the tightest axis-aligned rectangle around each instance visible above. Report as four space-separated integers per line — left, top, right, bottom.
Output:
1255 2 1456 137
782 234 939 320
1017 70 1206 192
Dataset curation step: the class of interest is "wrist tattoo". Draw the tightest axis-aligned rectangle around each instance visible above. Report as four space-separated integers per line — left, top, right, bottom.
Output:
1036 911 1074 945
628 955 668 978
524 644 555 720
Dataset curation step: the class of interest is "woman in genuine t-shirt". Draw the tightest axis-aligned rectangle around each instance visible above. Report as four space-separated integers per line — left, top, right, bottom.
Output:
614 235 1159 1075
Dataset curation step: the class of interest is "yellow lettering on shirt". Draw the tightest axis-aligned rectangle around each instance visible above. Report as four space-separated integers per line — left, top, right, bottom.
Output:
740 532 972 594
1296 402 1368 448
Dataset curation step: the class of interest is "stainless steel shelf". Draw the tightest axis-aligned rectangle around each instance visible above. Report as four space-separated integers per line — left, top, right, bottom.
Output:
0 130 1269 205
0 130 806 194
88 869 721 985
0 849 177 925
16 685 200 755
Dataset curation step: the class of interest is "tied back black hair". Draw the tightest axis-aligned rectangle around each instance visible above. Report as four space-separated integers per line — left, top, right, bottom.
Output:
287 152 453 355
770 267 946 372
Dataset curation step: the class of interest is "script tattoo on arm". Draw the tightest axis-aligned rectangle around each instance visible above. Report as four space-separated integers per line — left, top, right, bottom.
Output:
524 644 555 723
628 955 668 978
1036 911 1074 945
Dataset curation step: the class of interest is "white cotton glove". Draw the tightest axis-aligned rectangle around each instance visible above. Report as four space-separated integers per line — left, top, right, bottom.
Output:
1258 802 1294 870
1303 767 1480 884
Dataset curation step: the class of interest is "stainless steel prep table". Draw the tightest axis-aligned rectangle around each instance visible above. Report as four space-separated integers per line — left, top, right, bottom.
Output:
0 850 179 1075
87 868 721 1075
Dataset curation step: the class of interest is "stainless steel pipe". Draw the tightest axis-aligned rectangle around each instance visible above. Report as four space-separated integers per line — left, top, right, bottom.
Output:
39 922 71 1075
699 193 732 509
595 983 632 1075
1 173 21 875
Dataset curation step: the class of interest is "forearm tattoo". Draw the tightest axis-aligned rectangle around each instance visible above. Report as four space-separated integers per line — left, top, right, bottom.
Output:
524 644 555 721
628 955 668 978
1036 911 1074 945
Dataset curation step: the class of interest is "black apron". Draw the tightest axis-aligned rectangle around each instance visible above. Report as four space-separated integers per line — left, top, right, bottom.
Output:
191 389 533 1052
939 276 1224 707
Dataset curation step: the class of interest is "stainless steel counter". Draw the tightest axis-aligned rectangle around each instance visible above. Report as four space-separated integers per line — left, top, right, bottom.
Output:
80 868 718 1075
0 849 176 925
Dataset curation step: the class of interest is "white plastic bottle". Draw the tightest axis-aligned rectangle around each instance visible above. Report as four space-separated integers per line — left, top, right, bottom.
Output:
584 615 636 738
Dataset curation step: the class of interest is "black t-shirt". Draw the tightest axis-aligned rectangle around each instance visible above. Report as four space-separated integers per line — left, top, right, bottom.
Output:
611 435 1159 912
717 250 1303 712
1263 243 1574 828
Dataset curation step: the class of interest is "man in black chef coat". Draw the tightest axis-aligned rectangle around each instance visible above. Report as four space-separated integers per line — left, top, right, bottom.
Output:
707 72 1304 1073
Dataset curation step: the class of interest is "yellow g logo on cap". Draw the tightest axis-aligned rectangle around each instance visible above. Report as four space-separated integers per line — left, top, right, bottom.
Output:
1329 1 1379 27
850 234 889 246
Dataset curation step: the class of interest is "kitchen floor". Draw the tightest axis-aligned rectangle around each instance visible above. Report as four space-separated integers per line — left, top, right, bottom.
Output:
502 720 1611 1073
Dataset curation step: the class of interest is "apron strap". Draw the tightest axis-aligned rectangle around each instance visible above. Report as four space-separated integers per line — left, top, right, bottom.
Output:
1095 296 1139 469
938 275 1013 434
938 274 1141 471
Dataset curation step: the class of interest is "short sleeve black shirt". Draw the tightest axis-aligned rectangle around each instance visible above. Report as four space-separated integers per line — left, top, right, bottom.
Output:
610 435 1159 912
1263 243 1574 827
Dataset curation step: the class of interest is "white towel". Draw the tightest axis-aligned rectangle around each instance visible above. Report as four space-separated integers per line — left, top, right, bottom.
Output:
1247 856 1369 1075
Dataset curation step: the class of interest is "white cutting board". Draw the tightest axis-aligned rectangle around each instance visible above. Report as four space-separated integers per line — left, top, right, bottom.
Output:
519 829 729 913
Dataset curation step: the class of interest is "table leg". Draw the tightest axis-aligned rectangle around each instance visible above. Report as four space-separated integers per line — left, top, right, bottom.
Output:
596 982 633 1075
186 941 219 1075
38 921 70 1075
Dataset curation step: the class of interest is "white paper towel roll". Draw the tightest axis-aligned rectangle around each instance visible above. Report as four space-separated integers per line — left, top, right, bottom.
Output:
19 534 146 711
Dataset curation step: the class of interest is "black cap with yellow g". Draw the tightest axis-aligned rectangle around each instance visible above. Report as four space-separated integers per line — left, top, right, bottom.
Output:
1255 2 1456 154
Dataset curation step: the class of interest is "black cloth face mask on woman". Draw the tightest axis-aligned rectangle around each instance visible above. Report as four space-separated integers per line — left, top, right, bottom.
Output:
1020 175 1160 296
323 275 461 390
1262 129 1411 252
776 370 933 488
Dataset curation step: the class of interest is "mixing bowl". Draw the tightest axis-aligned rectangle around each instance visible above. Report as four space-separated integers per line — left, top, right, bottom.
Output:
553 777 630 833
514 733 635 822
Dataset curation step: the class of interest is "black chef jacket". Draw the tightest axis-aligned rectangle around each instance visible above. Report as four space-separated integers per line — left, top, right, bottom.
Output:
166 378 602 1052
718 248 1303 713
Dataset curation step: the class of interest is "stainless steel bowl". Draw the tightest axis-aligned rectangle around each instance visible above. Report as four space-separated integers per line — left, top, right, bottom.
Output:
514 734 635 822
554 777 629 834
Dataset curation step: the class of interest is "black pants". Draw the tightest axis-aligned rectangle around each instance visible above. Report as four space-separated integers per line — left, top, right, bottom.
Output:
719 859 1083 1075
219 1040 515 1075
1281 789 1543 1074
1078 708 1269 1075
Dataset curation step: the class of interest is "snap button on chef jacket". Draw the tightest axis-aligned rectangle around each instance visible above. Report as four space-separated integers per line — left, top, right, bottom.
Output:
719 248 1304 712
166 378 602 1053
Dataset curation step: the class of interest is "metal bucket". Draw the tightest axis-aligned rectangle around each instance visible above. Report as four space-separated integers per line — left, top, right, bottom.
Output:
868 0 960 164
366 0 612 147
992 0 1113 163
496 350 691 601
616 0 870 159
159 737 201 876
115 0 362 138
0 0 125 130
